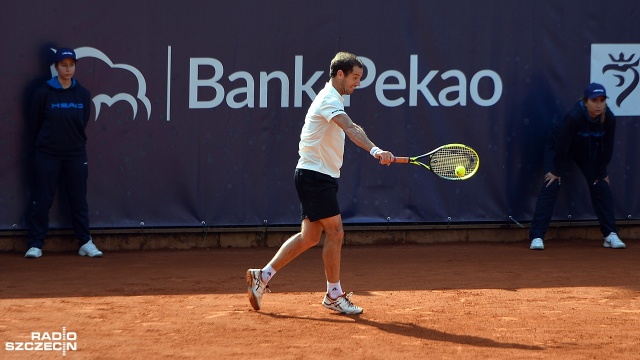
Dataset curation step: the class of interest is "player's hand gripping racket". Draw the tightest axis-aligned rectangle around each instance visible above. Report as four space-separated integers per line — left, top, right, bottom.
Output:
392 144 479 180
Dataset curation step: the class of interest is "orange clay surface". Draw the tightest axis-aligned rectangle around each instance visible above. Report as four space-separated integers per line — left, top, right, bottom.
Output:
1 239 639 359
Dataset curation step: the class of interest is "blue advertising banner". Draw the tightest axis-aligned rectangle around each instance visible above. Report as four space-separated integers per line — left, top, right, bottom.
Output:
1 1 638 230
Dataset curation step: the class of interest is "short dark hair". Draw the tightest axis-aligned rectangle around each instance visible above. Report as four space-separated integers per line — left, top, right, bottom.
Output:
329 52 364 78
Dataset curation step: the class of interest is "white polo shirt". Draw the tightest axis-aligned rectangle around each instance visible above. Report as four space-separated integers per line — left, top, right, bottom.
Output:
296 82 347 178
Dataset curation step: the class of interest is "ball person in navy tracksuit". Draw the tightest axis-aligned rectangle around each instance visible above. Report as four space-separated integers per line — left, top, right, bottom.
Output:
529 83 625 250
25 48 103 258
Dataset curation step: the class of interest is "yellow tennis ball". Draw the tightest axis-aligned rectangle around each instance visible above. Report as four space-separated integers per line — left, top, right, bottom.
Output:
455 165 466 177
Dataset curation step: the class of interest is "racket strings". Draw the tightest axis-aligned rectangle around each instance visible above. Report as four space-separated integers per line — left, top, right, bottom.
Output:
430 148 478 179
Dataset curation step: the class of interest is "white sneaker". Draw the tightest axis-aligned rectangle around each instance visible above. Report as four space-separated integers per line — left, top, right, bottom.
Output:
78 240 103 257
246 269 269 310
25 247 43 258
322 292 363 314
603 233 626 249
530 238 544 250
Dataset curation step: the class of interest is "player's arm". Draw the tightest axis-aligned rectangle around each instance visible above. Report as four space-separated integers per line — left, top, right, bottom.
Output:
331 113 394 165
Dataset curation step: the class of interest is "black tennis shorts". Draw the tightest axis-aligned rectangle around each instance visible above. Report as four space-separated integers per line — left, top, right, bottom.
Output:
294 168 340 222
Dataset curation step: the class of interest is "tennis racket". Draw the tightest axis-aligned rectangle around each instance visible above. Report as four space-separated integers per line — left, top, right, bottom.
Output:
392 143 479 180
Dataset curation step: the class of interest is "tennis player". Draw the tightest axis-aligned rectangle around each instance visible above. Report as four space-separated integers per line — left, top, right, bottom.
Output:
246 52 394 314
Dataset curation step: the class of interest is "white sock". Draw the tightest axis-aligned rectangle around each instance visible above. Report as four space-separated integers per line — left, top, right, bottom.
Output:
327 281 343 299
261 265 276 283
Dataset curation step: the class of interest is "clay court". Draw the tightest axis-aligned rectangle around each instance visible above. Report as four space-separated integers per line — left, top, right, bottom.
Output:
1 238 639 359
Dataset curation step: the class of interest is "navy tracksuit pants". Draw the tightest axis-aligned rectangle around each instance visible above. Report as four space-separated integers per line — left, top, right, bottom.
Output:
529 148 617 241
27 150 91 249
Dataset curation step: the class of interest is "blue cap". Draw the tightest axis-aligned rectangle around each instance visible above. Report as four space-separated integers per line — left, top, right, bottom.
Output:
584 83 607 99
55 48 77 63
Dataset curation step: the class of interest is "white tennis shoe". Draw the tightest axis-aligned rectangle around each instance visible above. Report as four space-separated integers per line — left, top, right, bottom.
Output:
25 247 43 258
246 269 269 310
530 238 544 250
78 240 103 257
603 233 626 249
322 292 363 314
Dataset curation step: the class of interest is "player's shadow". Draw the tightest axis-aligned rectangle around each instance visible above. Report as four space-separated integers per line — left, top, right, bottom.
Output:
261 312 544 351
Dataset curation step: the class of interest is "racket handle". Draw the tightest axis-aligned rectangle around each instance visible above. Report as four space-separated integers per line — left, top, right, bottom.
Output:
393 157 410 164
